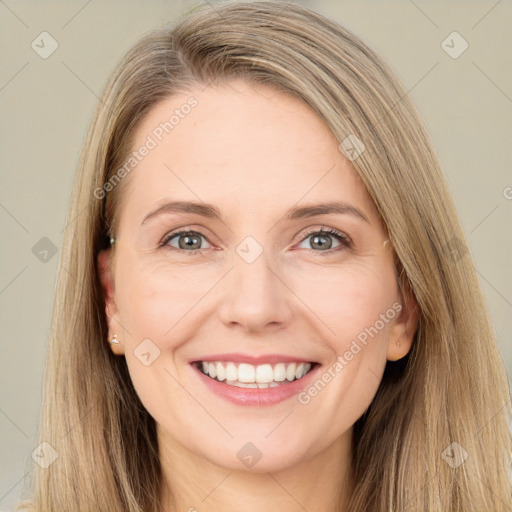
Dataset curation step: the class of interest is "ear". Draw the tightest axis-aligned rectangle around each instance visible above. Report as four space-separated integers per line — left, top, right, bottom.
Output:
386 278 419 362
97 249 124 354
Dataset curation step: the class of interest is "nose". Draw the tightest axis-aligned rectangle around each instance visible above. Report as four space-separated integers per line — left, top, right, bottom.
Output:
217 249 295 333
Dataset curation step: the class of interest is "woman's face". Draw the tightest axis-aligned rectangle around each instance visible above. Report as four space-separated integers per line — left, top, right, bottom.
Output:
98 78 417 472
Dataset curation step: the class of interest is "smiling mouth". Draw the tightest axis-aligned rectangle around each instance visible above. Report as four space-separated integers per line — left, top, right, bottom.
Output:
193 360 319 388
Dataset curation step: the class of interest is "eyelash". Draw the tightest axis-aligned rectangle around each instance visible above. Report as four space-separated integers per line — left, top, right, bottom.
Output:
159 226 352 256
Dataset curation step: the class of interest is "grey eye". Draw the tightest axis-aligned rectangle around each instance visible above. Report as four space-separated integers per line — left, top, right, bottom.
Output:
296 229 348 251
164 231 211 251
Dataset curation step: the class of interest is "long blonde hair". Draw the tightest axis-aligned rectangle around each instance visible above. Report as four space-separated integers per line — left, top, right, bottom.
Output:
18 1 511 510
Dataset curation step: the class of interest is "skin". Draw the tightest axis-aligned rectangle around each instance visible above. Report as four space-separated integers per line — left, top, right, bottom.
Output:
98 79 418 512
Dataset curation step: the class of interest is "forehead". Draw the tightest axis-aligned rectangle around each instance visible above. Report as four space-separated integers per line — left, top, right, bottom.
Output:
118 79 376 226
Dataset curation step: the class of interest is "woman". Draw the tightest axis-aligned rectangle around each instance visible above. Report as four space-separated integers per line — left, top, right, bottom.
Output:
18 1 512 511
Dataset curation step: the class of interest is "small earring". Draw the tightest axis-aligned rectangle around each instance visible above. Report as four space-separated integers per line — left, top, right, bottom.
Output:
396 340 401 347
110 334 119 345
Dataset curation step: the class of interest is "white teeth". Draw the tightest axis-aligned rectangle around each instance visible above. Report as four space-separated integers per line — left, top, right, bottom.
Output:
286 363 297 381
273 363 286 382
238 363 256 383
216 362 226 381
199 361 313 385
226 381 257 388
295 363 306 379
255 364 274 383
226 362 238 381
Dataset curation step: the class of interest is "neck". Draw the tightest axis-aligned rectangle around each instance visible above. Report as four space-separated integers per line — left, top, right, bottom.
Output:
158 426 353 512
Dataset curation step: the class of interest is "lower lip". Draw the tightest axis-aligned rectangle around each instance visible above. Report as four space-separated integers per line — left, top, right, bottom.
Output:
191 363 321 406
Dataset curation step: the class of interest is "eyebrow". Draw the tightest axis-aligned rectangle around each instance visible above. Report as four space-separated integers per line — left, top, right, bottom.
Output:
141 200 370 225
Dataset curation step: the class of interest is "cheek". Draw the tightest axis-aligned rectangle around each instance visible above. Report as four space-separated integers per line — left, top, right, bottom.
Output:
115 257 218 343
290 259 398 341
297 323 392 446
113 260 211 417
292 263 397 427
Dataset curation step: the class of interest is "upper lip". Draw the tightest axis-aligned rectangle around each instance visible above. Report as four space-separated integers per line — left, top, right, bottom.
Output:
189 353 317 365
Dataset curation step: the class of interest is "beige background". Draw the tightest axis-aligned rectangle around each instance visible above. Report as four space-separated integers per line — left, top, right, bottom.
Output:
1 0 510 508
